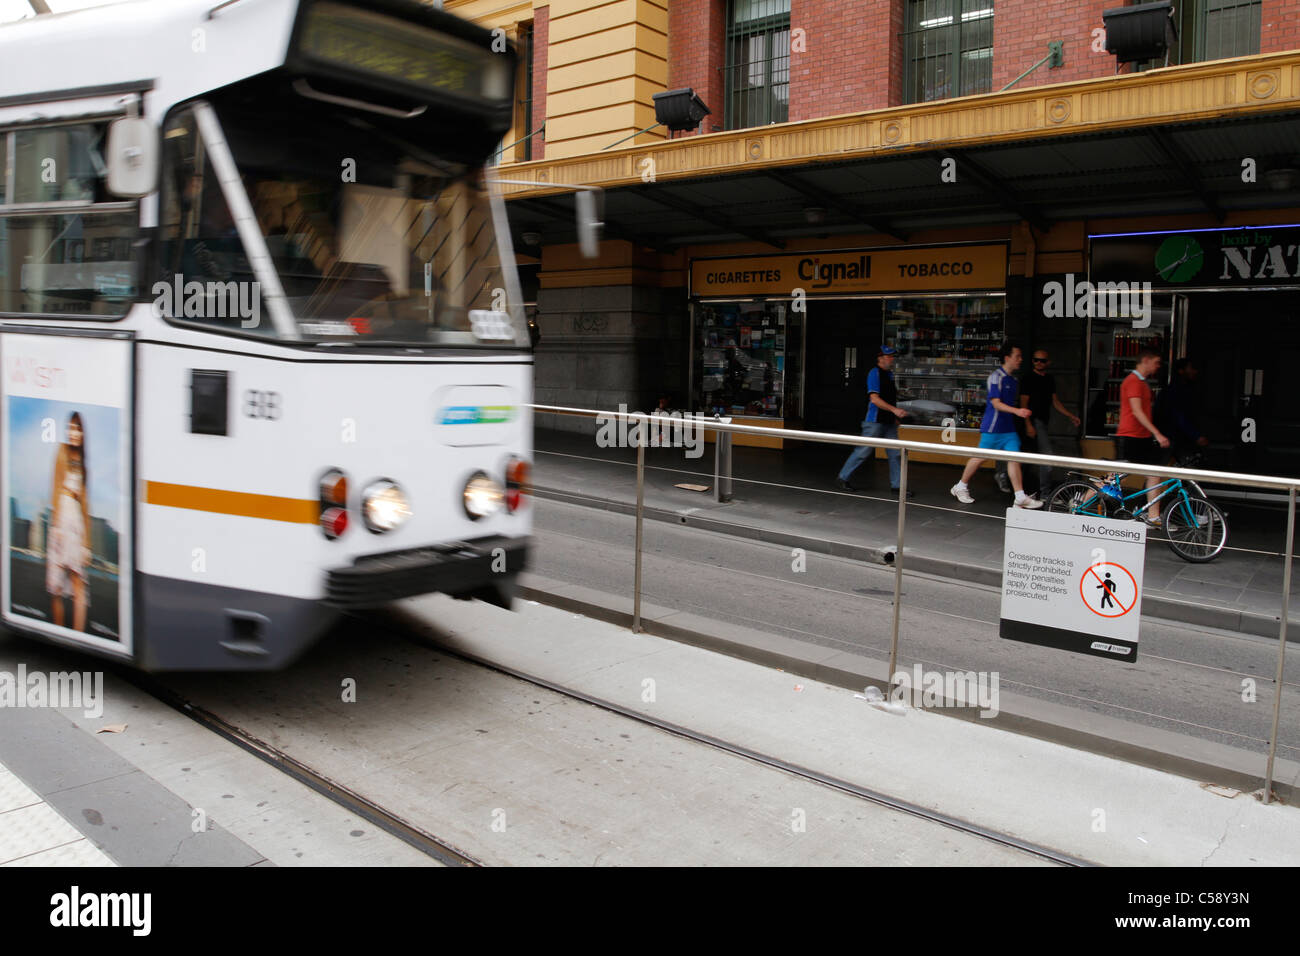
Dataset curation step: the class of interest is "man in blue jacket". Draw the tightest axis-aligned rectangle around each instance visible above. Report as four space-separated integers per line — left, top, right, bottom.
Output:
951 343 1043 509
836 345 912 498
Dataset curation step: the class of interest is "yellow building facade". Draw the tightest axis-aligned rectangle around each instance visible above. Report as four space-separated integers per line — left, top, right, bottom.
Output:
446 0 668 162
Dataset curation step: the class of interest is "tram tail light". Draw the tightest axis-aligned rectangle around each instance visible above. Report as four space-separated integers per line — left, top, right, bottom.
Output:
321 506 349 539
319 469 349 539
505 458 531 513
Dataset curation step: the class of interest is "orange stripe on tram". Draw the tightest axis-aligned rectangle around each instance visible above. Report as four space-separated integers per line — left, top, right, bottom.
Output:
145 481 320 524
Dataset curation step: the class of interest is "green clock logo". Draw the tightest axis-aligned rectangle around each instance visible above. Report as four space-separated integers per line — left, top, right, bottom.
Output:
1154 235 1204 283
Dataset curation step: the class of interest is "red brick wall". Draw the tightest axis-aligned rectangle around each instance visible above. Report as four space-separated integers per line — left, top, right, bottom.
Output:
1260 0 1300 53
992 1 1116 92
994 0 1300 91
660 0 1300 133
668 0 727 135
531 5 549 159
789 0 902 118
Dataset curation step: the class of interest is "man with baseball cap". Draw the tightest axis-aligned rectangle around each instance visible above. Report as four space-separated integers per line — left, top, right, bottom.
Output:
836 345 912 498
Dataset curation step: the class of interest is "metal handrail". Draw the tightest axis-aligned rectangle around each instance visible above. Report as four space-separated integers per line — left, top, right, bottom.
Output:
530 403 1300 492
530 401 1296 804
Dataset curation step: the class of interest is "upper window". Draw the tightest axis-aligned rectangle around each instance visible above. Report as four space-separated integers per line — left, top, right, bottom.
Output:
1200 0 1260 59
1176 0 1261 63
0 122 138 317
724 0 790 130
519 22 535 162
903 0 994 104
1129 0 1261 70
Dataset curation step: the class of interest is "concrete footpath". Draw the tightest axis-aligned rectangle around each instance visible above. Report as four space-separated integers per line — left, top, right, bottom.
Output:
533 428 1299 638
395 593 1300 867
2 595 1296 866
0 641 436 868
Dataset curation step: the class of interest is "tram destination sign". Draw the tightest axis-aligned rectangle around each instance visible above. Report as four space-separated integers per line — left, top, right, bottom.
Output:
1092 225 1300 289
290 0 513 112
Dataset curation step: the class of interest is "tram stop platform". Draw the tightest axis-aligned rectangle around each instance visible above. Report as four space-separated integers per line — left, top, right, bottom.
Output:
533 428 1300 637
2 588 1299 867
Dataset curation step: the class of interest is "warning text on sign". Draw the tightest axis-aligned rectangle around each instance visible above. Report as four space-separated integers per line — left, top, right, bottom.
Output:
1004 551 1074 602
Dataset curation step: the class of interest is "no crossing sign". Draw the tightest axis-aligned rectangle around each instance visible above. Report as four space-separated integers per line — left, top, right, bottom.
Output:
999 508 1147 661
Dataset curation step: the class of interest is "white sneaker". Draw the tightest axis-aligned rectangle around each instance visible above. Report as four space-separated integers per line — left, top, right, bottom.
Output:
1015 495 1044 510
950 483 974 504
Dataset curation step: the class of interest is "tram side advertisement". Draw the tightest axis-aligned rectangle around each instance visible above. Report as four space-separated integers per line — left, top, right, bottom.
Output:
2 333 132 655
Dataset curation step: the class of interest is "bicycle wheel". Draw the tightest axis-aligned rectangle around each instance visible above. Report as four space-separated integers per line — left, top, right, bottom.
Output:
1164 496 1228 563
1046 481 1109 517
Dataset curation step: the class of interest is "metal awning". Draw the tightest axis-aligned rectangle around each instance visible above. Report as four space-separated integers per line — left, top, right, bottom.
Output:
503 110 1300 253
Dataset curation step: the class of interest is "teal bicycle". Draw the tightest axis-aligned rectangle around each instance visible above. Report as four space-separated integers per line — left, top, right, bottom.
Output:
1046 471 1228 563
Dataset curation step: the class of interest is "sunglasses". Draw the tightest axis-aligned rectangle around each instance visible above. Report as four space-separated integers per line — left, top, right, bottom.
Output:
1032 358 1049 363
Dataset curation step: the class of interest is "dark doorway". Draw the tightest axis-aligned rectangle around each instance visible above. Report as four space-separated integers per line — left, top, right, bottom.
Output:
1185 291 1300 477
803 299 883 434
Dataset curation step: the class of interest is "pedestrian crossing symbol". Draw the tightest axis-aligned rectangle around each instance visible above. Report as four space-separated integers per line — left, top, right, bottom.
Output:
1083 562 1138 618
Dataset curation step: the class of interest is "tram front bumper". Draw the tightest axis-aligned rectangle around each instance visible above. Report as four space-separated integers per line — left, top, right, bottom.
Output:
324 535 528 609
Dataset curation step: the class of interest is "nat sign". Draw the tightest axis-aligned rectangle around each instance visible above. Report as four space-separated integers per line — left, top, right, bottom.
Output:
1091 226 1300 288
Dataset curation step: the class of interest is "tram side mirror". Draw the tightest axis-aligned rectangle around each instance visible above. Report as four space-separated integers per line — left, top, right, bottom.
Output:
575 189 603 259
105 117 159 198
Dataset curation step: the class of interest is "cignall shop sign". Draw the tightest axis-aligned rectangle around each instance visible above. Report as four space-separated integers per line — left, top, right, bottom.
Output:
691 244 1007 297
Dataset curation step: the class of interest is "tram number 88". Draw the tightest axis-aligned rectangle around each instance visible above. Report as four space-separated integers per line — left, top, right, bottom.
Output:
244 390 281 420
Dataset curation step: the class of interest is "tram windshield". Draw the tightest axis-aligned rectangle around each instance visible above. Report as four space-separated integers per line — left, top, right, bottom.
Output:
159 97 525 348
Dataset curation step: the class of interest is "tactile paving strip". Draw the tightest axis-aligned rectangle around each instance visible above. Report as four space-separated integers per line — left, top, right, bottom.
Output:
0 767 116 867
0 768 42 814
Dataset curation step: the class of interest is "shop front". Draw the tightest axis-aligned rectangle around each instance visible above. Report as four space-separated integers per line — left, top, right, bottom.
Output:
1090 224 1300 481
688 243 1008 453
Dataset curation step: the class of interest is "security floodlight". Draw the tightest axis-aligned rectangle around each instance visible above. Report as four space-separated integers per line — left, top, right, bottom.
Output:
1103 1 1177 65
652 88 711 133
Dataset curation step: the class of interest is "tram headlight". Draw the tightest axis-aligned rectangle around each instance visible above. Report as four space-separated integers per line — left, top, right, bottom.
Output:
463 472 504 520
362 480 411 533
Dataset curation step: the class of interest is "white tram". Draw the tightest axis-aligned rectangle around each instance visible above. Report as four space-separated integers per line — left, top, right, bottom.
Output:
0 0 547 668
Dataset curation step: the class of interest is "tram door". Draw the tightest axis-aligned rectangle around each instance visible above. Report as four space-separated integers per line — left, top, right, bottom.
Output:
804 300 883 435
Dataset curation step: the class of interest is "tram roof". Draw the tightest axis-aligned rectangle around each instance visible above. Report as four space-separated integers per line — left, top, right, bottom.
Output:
0 0 299 122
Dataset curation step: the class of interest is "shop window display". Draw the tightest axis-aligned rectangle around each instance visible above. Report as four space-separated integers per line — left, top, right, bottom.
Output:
883 295 1006 429
696 300 802 418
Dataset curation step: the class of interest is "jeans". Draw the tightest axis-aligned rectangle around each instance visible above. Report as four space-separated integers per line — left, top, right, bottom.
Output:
996 418 1054 491
838 421 900 488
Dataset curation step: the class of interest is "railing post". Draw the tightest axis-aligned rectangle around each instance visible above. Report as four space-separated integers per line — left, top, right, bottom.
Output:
633 413 646 633
1263 486 1295 804
714 424 733 504
887 448 908 695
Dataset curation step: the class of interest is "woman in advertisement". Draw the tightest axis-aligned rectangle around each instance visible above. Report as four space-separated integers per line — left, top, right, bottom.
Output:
46 411 92 632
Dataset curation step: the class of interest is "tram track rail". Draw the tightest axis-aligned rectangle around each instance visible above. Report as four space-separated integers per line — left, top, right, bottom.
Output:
115 618 1092 868
117 668 483 868
389 610 1095 868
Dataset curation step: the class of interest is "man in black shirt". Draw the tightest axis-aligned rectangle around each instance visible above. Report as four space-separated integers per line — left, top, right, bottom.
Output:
1154 358 1209 465
1008 349 1080 494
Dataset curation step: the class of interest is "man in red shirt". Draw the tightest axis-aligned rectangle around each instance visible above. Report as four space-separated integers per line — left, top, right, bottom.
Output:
1116 349 1171 524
